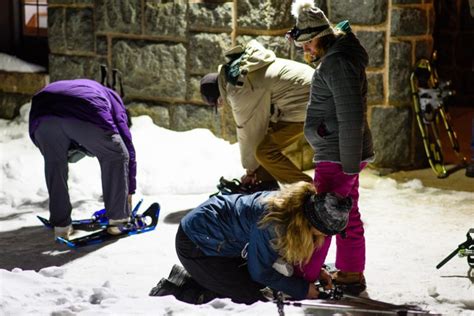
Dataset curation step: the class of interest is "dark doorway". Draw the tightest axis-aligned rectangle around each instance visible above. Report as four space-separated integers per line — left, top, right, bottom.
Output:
433 0 474 108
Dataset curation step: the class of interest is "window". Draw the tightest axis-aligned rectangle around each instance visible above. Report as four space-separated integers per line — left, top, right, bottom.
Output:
22 0 48 37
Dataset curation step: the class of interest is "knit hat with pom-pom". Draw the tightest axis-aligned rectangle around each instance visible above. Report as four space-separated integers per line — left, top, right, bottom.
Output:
289 0 334 46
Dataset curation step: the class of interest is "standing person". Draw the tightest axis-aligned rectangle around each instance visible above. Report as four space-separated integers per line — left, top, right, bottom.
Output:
287 0 375 295
29 79 137 239
200 40 314 192
172 181 351 304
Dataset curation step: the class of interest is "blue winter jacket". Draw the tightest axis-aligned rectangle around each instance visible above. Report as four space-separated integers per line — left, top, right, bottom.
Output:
29 79 136 194
180 192 310 300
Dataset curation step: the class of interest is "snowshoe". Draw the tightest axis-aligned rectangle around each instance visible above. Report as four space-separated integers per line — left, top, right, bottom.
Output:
55 202 160 248
410 51 467 178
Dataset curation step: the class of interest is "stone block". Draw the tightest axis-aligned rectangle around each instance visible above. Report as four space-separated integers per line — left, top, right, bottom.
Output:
389 41 412 105
330 0 388 25
127 102 170 128
236 35 291 59
66 8 94 52
96 0 141 34
0 72 49 95
145 1 187 38
49 55 100 82
188 76 204 103
237 0 293 29
0 93 32 119
96 36 108 56
48 7 66 53
370 106 412 168
189 33 232 75
188 2 233 30
391 7 427 36
367 73 384 105
169 104 219 134
355 31 385 68
112 40 187 99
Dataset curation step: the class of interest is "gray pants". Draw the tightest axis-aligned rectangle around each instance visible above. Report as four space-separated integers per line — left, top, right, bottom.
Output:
34 117 130 227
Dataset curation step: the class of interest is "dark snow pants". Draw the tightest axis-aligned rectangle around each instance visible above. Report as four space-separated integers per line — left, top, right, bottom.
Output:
175 225 266 305
34 116 130 227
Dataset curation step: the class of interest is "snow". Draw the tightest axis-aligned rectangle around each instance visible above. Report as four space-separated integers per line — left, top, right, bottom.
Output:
0 53 46 73
0 103 473 316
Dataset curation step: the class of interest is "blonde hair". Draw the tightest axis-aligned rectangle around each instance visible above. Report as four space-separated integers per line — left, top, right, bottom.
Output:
259 181 326 266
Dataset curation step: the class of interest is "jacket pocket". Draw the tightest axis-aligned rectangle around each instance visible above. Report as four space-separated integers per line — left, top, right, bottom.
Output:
316 121 333 138
305 120 332 144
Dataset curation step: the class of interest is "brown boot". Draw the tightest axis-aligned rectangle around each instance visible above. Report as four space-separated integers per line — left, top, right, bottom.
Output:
332 271 366 296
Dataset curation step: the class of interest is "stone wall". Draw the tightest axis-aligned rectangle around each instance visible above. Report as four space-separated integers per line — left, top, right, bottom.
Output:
47 0 313 168
44 0 438 171
0 72 49 119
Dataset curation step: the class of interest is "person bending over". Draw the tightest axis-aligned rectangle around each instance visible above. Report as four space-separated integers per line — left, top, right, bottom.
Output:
29 78 136 239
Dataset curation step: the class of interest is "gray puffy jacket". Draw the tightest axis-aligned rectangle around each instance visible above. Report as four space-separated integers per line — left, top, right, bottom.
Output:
304 32 374 174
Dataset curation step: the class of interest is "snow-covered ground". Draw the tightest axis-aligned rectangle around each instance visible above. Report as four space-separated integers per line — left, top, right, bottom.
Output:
0 104 473 316
0 53 46 73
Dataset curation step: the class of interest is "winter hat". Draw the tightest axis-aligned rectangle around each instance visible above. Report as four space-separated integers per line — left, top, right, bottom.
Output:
303 192 352 236
289 0 334 47
200 73 220 106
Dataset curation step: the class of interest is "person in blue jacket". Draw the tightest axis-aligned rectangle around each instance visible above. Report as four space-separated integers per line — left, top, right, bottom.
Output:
174 181 352 304
29 79 137 239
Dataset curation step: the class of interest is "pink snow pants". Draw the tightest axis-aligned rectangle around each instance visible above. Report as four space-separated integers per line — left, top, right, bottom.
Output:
295 161 367 282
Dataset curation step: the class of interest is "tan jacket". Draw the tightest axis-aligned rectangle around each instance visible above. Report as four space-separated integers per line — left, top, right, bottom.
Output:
218 40 314 171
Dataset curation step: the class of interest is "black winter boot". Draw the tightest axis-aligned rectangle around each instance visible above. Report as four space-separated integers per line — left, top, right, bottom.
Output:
149 264 219 305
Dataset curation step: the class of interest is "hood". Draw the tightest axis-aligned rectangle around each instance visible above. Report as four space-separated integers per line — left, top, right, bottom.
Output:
218 40 276 103
238 40 276 73
324 32 369 68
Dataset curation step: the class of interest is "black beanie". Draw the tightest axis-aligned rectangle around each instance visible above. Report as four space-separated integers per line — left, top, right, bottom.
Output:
303 193 352 236
200 73 220 106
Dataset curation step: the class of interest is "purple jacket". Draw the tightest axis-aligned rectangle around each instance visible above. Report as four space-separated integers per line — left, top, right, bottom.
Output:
29 79 137 194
